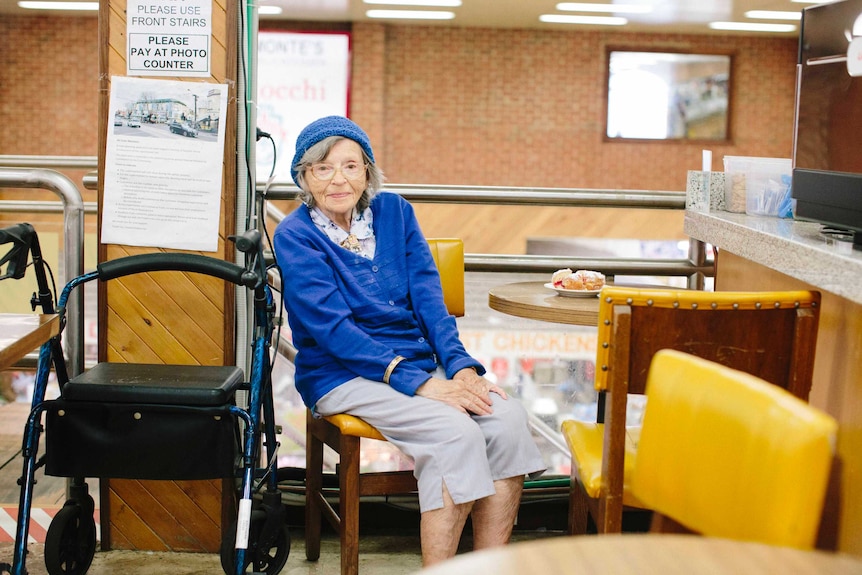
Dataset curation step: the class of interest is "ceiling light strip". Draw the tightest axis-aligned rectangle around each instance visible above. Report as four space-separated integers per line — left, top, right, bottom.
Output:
364 0 462 6
540 14 628 26
555 2 651 14
366 9 456 20
745 10 802 21
18 1 98 10
709 21 797 33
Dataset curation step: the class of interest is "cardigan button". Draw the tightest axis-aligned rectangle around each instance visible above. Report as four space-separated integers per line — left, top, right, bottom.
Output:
372 265 379 272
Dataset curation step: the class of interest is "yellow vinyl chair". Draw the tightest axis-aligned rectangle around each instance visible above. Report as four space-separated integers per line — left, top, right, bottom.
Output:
631 349 837 549
560 287 821 536
304 238 465 575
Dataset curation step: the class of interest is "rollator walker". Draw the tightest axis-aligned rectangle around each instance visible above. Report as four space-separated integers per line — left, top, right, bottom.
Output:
0 223 289 575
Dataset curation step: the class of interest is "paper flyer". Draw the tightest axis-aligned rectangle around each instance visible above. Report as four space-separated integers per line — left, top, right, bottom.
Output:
101 76 228 252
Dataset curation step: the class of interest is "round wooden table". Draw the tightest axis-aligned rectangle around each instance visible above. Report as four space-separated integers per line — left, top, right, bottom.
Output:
416 534 862 575
488 281 601 326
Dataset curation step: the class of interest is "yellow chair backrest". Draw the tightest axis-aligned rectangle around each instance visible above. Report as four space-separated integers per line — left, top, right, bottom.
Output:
631 349 837 550
593 286 821 398
427 238 465 317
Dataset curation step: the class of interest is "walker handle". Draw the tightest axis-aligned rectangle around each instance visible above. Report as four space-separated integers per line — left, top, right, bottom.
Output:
0 223 37 281
97 253 251 286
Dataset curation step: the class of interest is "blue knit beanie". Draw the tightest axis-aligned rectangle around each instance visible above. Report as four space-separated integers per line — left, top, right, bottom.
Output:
291 116 375 186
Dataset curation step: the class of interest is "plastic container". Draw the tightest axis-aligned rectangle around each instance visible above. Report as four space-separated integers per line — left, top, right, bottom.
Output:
745 166 793 217
723 156 750 213
723 156 792 216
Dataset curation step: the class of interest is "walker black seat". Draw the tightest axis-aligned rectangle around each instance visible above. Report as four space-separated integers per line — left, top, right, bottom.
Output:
60 363 244 405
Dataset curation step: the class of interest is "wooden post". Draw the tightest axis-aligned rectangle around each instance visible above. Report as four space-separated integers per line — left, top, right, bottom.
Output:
95 0 238 552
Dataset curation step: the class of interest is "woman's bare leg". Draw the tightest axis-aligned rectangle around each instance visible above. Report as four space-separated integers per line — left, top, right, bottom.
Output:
420 483 473 566
470 476 524 550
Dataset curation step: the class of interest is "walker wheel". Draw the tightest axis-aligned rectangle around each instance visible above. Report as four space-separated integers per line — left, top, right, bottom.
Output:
44 500 97 575
220 519 291 575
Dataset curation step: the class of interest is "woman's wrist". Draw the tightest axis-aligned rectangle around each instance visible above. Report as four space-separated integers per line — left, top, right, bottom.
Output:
453 366 479 379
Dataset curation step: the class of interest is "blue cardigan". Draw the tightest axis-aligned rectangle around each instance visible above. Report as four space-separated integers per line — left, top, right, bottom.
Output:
272 192 484 408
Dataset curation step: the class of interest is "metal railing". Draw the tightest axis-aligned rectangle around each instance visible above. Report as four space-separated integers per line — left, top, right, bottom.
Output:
0 155 713 378
0 155 98 170
264 182 712 287
0 166 87 376
8 158 715 286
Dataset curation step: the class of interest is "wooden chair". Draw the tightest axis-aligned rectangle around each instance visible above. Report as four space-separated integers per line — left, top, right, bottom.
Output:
630 349 837 549
560 286 821 536
304 238 465 575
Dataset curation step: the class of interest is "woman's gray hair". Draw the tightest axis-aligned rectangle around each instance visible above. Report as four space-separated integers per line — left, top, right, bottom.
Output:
293 135 384 211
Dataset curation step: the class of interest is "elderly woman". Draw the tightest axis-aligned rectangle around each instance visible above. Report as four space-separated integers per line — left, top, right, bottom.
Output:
272 116 544 566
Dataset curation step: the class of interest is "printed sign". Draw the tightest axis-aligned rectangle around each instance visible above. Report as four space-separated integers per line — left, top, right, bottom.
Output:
127 0 212 77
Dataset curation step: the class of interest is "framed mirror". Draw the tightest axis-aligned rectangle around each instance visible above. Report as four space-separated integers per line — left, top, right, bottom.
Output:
605 49 732 141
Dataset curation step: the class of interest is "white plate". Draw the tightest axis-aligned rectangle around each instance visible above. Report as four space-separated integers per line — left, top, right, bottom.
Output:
544 283 601 298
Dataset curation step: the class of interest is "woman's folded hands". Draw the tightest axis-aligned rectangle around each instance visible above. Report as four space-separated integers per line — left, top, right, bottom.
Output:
416 368 508 415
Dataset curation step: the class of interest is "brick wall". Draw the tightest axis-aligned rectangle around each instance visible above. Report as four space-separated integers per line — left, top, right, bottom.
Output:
0 16 99 157
348 24 797 190
1 16 797 193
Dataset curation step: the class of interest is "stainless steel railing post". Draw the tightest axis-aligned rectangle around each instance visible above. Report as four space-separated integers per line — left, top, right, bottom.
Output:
0 167 85 377
687 238 708 290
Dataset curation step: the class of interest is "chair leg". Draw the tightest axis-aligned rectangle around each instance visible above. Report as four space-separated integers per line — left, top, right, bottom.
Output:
596 492 624 534
569 480 590 535
339 434 362 575
305 413 324 561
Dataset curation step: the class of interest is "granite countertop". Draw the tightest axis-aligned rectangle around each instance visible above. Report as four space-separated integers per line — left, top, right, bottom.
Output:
684 210 862 305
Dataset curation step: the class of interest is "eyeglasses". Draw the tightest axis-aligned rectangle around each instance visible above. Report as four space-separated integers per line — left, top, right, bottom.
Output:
309 162 367 181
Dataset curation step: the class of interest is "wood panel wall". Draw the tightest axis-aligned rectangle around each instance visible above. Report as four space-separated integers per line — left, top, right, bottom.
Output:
716 251 862 554
97 0 237 552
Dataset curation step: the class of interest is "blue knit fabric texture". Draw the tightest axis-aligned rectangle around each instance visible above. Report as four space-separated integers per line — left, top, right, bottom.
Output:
291 116 375 186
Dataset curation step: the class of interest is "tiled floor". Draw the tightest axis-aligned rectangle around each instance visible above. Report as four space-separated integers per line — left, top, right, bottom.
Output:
1 525 564 574
1 529 424 575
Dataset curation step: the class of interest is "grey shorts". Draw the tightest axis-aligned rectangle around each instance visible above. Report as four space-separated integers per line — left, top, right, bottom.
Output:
314 368 547 512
